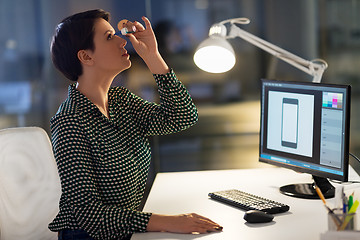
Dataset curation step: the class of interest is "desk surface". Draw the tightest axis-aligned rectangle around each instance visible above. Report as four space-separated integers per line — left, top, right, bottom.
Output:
132 167 360 240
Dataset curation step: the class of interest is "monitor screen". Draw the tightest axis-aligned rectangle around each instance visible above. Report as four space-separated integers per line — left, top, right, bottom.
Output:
259 79 351 199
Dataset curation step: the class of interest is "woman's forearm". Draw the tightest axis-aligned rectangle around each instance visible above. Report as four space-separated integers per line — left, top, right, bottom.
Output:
143 52 169 75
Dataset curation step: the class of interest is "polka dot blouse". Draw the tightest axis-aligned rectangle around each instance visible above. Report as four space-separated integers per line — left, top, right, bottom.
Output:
48 70 198 239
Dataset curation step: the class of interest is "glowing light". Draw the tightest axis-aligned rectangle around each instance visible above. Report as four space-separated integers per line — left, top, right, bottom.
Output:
194 37 236 73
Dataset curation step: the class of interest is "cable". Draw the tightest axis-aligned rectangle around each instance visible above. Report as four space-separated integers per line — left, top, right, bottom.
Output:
350 152 360 164
329 152 360 184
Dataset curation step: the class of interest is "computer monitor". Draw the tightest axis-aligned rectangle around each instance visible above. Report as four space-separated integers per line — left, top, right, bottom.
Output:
259 79 351 199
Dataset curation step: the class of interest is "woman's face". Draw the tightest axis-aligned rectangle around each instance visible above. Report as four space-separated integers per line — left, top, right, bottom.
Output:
88 18 131 75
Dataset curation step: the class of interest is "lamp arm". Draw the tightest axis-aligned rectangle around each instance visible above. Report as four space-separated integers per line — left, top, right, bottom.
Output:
226 23 328 83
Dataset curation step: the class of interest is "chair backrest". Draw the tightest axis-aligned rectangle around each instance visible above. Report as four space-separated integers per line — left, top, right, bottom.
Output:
0 127 61 240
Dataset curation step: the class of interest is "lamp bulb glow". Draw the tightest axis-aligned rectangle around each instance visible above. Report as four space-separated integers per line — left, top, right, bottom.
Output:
193 37 236 73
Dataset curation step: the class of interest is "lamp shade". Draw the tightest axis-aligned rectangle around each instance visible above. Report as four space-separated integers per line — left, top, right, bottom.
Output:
193 36 236 73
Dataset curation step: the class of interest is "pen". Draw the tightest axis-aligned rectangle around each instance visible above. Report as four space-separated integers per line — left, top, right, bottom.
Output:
314 185 326 205
348 194 353 211
314 185 342 228
342 187 348 213
338 200 359 231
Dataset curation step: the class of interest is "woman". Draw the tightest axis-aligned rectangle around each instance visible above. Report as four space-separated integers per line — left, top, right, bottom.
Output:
49 9 222 240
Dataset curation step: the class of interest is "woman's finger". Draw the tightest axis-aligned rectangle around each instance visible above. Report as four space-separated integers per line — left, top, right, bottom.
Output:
141 16 153 31
192 224 222 234
125 32 137 43
197 218 219 227
192 213 220 226
133 20 145 31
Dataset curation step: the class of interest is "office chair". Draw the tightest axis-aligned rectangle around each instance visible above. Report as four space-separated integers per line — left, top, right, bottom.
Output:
0 127 61 240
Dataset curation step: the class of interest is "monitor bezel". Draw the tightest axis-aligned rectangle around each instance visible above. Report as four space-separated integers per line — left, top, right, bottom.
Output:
259 79 351 182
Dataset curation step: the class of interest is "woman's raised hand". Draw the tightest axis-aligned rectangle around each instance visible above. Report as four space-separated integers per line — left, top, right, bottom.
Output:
125 16 158 61
125 16 169 74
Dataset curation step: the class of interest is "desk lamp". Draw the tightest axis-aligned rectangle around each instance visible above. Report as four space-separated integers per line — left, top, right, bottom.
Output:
193 18 328 83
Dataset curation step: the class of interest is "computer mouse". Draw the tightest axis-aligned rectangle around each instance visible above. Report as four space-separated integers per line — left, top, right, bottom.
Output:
243 210 274 223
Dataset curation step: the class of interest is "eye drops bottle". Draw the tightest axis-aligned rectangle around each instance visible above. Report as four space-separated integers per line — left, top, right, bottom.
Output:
117 19 136 35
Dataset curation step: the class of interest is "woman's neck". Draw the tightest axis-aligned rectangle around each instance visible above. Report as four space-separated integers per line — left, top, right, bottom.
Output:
76 74 113 119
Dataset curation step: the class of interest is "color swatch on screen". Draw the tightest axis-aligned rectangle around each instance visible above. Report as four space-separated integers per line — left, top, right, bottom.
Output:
323 92 343 109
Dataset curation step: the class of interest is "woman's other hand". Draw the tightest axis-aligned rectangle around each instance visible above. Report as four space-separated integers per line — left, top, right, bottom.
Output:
146 213 223 234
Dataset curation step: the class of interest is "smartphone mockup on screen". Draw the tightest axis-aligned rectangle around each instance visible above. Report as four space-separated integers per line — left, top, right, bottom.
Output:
281 98 299 149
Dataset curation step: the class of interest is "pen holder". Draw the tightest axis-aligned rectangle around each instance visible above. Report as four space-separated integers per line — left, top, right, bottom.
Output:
328 209 358 231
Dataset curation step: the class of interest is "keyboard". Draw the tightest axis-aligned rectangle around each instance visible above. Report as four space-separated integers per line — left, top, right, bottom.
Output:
208 189 290 214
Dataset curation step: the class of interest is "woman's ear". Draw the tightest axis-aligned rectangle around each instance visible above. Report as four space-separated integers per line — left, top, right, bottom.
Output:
77 50 94 66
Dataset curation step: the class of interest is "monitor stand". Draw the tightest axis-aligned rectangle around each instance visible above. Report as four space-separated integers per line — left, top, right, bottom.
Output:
279 175 335 199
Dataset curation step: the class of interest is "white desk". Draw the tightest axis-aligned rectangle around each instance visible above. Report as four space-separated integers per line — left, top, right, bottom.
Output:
132 167 360 240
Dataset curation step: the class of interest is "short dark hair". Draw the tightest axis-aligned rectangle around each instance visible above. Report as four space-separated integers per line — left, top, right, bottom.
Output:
50 9 110 81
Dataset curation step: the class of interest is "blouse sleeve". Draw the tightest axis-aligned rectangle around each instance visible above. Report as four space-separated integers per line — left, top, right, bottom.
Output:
124 69 198 136
50 115 151 239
